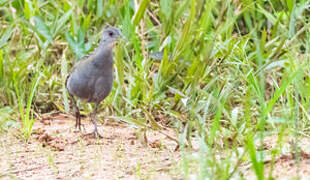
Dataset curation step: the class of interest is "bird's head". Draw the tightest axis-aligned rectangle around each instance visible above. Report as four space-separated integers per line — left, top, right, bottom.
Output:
100 26 123 48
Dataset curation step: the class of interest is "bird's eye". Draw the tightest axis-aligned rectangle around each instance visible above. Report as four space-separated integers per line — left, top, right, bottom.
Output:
109 31 114 36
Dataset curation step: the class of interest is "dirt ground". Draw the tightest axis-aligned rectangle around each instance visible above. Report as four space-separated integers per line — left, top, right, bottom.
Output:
0 113 310 179
244 135 310 179
0 113 182 179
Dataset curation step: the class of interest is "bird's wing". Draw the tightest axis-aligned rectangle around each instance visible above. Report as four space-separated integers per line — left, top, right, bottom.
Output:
72 48 97 71
65 48 98 88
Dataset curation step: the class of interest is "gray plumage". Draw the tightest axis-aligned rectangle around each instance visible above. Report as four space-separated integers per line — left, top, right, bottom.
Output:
66 26 122 138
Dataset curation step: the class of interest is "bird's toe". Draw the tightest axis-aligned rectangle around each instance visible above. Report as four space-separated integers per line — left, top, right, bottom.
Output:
82 130 103 139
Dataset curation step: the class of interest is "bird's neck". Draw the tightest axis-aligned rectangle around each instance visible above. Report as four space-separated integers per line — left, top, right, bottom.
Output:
92 43 114 67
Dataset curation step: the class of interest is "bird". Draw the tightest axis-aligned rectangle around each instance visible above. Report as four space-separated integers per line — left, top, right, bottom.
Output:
66 26 123 138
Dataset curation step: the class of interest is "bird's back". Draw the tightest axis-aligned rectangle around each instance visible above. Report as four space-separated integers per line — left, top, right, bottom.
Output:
66 50 114 103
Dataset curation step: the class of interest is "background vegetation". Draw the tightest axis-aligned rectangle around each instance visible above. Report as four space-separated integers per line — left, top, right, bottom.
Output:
0 0 310 178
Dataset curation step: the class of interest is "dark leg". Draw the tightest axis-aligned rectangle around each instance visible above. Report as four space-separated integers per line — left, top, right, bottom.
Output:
69 94 81 131
90 102 103 138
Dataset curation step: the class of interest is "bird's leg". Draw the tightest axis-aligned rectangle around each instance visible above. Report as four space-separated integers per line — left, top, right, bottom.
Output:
69 94 81 131
90 103 103 138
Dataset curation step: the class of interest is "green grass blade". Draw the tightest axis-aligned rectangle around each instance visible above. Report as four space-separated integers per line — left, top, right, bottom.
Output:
173 0 195 59
24 73 42 140
262 68 301 119
34 16 54 44
24 0 34 20
208 105 222 146
0 24 15 49
96 0 103 17
65 32 85 59
53 8 73 36
61 51 69 113
131 0 150 27
247 133 264 180
0 50 3 81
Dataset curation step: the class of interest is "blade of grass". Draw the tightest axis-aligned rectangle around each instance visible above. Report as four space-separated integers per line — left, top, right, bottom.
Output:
96 0 103 17
247 133 264 180
261 68 301 122
34 16 54 44
0 50 3 81
61 49 69 113
131 0 150 28
0 24 15 49
24 73 42 140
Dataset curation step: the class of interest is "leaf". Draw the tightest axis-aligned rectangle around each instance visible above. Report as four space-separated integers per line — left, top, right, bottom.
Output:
0 0 10 6
0 50 3 81
0 106 15 132
286 0 295 13
175 0 190 21
77 28 85 43
87 0 95 10
257 4 277 25
65 32 86 59
159 36 171 51
82 11 93 31
131 0 150 27
96 0 103 17
24 0 34 20
61 51 69 113
54 8 73 36
159 0 172 20
113 116 147 128
34 16 54 44
263 60 287 71
288 5 296 38
0 24 15 49
231 107 239 126
115 44 124 86
247 71 261 97
246 133 264 180
266 117 286 124
263 69 301 118
208 105 222 146
174 0 195 60
24 73 42 140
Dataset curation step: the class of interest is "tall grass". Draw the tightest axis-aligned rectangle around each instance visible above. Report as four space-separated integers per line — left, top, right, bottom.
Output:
0 0 309 178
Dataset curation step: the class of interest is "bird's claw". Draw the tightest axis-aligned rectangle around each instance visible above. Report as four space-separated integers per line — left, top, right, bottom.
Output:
82 130 103 139
73 123 86 133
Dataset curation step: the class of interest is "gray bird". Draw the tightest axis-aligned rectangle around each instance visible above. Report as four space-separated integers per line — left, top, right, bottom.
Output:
66 26 123 138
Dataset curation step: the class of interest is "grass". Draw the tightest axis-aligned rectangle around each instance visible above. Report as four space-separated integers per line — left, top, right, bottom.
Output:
14 71 42 140
0 0 310 178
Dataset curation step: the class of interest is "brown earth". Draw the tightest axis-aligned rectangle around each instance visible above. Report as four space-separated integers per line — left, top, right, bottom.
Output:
0 113 182 179
0 114 310 179
244 134 310 179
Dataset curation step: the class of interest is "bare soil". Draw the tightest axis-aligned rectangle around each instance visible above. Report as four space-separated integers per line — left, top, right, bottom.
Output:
244 134 310 179
0 113 182 179
0 114 310 179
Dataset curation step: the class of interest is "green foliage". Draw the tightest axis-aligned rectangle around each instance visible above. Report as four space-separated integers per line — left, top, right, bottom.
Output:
0 106 16 133
0 0 309 178
14 72 42 140
131 0 150 28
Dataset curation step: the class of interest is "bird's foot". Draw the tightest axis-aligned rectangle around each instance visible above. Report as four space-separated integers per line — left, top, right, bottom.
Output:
73 123 86 133
83 130 103 139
